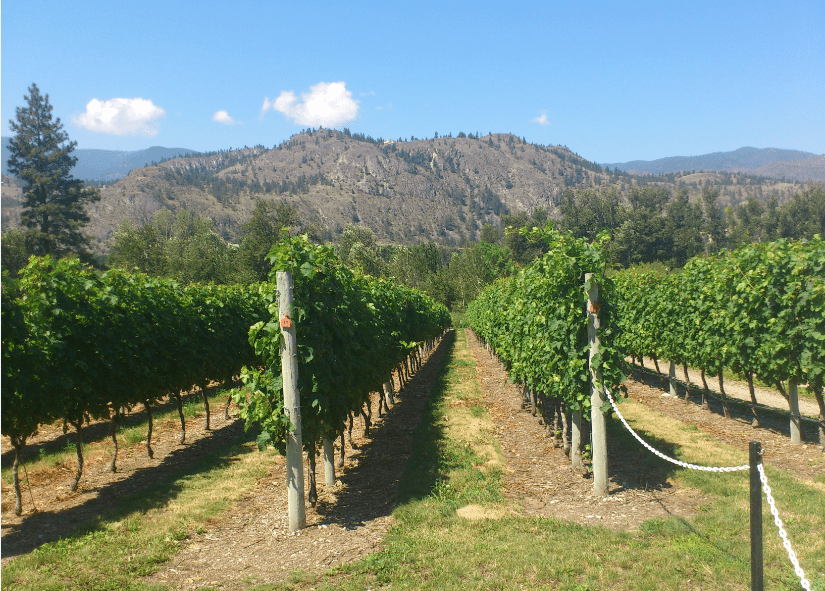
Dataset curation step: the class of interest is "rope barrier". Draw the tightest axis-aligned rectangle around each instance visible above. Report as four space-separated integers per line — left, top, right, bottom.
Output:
477 336 816 588
757 464 812 591
605 386 814 588
604 387 749 472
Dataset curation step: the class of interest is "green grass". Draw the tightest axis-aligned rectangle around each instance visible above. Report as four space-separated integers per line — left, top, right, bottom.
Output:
4 334 823 591
278 330 824 591
2 425 272 591
449 310 467 328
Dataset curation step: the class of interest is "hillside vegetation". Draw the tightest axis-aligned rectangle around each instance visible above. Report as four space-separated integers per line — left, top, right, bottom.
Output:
1 130 813 253
606 146 825 183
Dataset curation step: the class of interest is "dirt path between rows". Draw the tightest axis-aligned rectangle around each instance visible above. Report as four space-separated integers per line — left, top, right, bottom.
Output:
3 329 822 590
466 331 707 529
142 337 450 590
636 356 820 419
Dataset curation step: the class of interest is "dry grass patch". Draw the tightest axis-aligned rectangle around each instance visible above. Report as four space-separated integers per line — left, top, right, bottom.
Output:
441 330 506 476
617 398 747 468
1 431 270 591
455 503 513 521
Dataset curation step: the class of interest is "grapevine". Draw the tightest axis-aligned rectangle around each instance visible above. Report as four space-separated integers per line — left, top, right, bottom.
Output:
466 228 627 430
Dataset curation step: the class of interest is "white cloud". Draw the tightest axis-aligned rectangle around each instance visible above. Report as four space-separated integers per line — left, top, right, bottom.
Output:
532 111 550 126
262 81 359 127
359 90 376 97
213 110 235 125
259 97 272 118
73 97 165 136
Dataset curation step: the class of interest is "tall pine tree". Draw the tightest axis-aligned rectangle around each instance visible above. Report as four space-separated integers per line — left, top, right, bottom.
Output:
6 83 100 258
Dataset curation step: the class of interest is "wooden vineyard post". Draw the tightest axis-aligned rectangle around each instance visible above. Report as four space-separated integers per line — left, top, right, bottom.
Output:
750 441 764 591
669 360 677 397
322 438 336 487
278 270 306 531
586 273 608 497
789 380 801 444
571 408 583 469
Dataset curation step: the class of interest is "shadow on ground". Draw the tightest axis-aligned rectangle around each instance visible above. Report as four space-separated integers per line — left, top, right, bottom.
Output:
1 417 259 560
631 366 819 444
1 388 232 468
313 331 453 527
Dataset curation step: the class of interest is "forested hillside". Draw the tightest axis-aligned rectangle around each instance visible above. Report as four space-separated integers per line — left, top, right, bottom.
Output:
1 129 812 253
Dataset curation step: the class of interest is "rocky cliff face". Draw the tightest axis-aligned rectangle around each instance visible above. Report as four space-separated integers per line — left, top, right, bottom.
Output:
2 131 811 253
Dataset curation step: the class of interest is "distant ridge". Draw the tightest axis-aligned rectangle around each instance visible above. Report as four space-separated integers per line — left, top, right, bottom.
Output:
1 136 197 181
2 130 812 253
604 147 823 182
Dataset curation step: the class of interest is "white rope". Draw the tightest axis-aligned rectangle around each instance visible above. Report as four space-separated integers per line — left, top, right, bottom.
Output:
757 464 812 591
605 386 813 588
604 387 749 472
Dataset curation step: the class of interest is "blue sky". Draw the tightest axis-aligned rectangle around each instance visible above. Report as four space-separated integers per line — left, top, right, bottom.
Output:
3 0 823 163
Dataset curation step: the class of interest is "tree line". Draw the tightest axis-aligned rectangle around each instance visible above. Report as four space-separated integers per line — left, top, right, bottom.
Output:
553 184 824 269
3 82 822 319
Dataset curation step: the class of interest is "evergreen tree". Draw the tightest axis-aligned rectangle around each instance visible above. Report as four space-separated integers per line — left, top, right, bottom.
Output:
665 188 704 266
0 230 34 276
6 84 100 257
612 187 670 267
238 200 301 282
775 185 825 240
701 187 726 253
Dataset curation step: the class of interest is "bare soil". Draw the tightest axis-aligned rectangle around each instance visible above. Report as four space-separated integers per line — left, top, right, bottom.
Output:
636 356 820 419
2 329 822 590
468 333 707 530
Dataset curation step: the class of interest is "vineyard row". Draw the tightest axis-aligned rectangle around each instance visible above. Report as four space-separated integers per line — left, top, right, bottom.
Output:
613 236 825 448
1 237 450 515
467 230 824 459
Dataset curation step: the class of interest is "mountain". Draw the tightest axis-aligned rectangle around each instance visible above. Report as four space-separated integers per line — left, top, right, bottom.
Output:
1 136 197 181
748 155 825 183
1 131 812 253
604 147 823 182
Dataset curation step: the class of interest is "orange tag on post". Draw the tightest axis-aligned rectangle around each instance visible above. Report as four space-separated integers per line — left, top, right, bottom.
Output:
588 303 600 314
280 315 292 329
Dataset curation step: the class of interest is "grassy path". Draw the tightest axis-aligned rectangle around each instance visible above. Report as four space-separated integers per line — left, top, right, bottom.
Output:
2 329 823 590
293 329 824 591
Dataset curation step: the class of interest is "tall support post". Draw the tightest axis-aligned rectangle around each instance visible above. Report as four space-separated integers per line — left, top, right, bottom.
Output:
586 273 608 497
322 438 336 487
789 380 801 444
278 270 306 531
668 360 677 397
750 441 764 591
571 408 582 469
